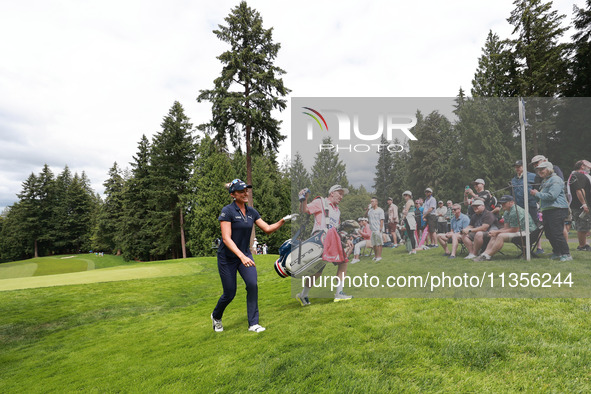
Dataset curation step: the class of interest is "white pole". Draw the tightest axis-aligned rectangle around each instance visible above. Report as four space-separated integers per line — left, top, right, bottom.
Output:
518 97 531 261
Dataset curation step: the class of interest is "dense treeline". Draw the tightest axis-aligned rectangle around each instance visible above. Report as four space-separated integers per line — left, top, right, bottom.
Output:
1 0 590 263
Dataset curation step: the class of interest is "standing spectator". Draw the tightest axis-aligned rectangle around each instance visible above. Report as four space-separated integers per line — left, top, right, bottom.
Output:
446 200 453 232
530 155 564 188
262 244 268 255
511 159 542 253
401 191 418 254
350 218 371 264
464 178 496 215
437 203 470 259
567 160 591 251
211 179 291 333
367 197 385 261
386 197 399 247
436 200 448 234
531 162 572 261
423 188 438 247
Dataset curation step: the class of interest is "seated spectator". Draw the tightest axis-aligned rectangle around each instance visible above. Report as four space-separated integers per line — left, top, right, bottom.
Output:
437 204 469 259
474 195 536 261
350 218 371 264
461 200 500 259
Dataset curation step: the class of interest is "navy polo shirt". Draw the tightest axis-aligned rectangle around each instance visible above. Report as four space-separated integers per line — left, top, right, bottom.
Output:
218 202 261 260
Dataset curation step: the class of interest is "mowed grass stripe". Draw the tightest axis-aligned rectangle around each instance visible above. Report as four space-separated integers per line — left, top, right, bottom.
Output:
0 261 203 292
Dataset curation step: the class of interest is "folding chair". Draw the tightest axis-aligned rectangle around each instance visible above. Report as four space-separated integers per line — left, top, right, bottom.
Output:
511 225 544 258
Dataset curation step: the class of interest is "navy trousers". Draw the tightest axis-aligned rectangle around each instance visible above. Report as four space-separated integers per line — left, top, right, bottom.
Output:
212 257 259 326
542 208 569 256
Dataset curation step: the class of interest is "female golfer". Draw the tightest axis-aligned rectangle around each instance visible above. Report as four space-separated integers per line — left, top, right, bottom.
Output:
211 179 294 333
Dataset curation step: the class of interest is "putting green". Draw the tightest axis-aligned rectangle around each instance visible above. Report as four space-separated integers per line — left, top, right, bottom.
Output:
0 262 202 292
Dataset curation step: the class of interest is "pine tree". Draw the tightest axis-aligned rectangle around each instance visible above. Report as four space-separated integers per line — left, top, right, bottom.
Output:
148 101 196 259
120 135 153 261
565 0 591 96
289 152 311 213
93 162 125 254
310 137 349 198
186 136 234 256
197 1 290 206
373 135 396 205
471 30 519 97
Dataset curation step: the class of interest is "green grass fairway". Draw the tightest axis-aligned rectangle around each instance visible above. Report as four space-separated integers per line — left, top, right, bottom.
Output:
0 247 590 392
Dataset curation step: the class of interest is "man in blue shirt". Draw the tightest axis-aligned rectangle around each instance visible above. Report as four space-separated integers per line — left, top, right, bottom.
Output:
437 203 469 258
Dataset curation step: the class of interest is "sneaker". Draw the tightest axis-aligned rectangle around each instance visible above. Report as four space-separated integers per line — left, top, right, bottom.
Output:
350 258 360 264
248 324 266 333
464 253 476 259
442 252 451 257
576 245 591 251
409 250 416 255
448 255 456 259
473 254 491 262
334 291 353 302
371 257 376 261
392 244 399 248
550 254 562 260
296 292 311 306
560 254 573 262
535 248 545 255
211 313 223 332
431 244 438 248
374 257 382 262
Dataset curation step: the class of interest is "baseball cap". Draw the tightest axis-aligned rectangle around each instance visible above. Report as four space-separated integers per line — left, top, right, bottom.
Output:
471 200 484 207
328 184 349 195
438 200 443 204
402 190 412 197
514 160 523 166
530 155 547 164
425 187 433 193
535 161 553 170
473 178 485 185
498 195 514 204
387 197 393 201
228 179 252 193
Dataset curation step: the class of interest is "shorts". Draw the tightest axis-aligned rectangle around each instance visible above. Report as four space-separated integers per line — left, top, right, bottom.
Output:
467 231 491 241
426 214 438 231
371 231 383 246
388 222 398 232
573 207 591 232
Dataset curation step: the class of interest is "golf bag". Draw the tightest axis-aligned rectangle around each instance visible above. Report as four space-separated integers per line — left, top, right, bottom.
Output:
274 230 326 279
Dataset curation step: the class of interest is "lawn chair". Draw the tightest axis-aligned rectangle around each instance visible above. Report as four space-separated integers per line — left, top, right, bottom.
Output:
511 225 544 258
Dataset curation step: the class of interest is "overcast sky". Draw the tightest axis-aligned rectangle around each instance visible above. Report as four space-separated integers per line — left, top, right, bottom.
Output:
0 0 583 211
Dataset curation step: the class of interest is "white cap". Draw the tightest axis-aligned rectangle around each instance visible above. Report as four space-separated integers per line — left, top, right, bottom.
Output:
328 184 349 195
535 161 553 170
473 178 485 185
531 155 547 164
402 190 412 197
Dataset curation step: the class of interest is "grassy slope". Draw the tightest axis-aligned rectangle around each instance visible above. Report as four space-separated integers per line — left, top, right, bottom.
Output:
0 249 590 392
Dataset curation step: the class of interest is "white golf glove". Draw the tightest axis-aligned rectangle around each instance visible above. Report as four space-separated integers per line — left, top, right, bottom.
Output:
282 214 299 222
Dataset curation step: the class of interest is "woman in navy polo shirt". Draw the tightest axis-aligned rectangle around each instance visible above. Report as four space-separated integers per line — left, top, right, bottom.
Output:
211 179 295 333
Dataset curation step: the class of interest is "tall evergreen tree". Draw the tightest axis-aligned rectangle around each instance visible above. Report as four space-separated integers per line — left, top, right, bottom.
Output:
289 152 311 213
471 31 519 97
148 101 196 259
197 1 290 206
565 0 591 96
373 135 396 205
120 135 153 261
310 137 349 198
93 162 125 254
186 136 234 256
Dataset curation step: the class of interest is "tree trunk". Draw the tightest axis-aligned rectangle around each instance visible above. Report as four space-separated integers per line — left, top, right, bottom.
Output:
180 208 187 259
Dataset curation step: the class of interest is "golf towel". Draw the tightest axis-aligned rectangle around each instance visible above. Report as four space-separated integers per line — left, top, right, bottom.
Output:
322 227 348 263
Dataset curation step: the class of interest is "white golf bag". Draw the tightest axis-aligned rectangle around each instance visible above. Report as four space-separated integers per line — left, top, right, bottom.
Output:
274 230 326 279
